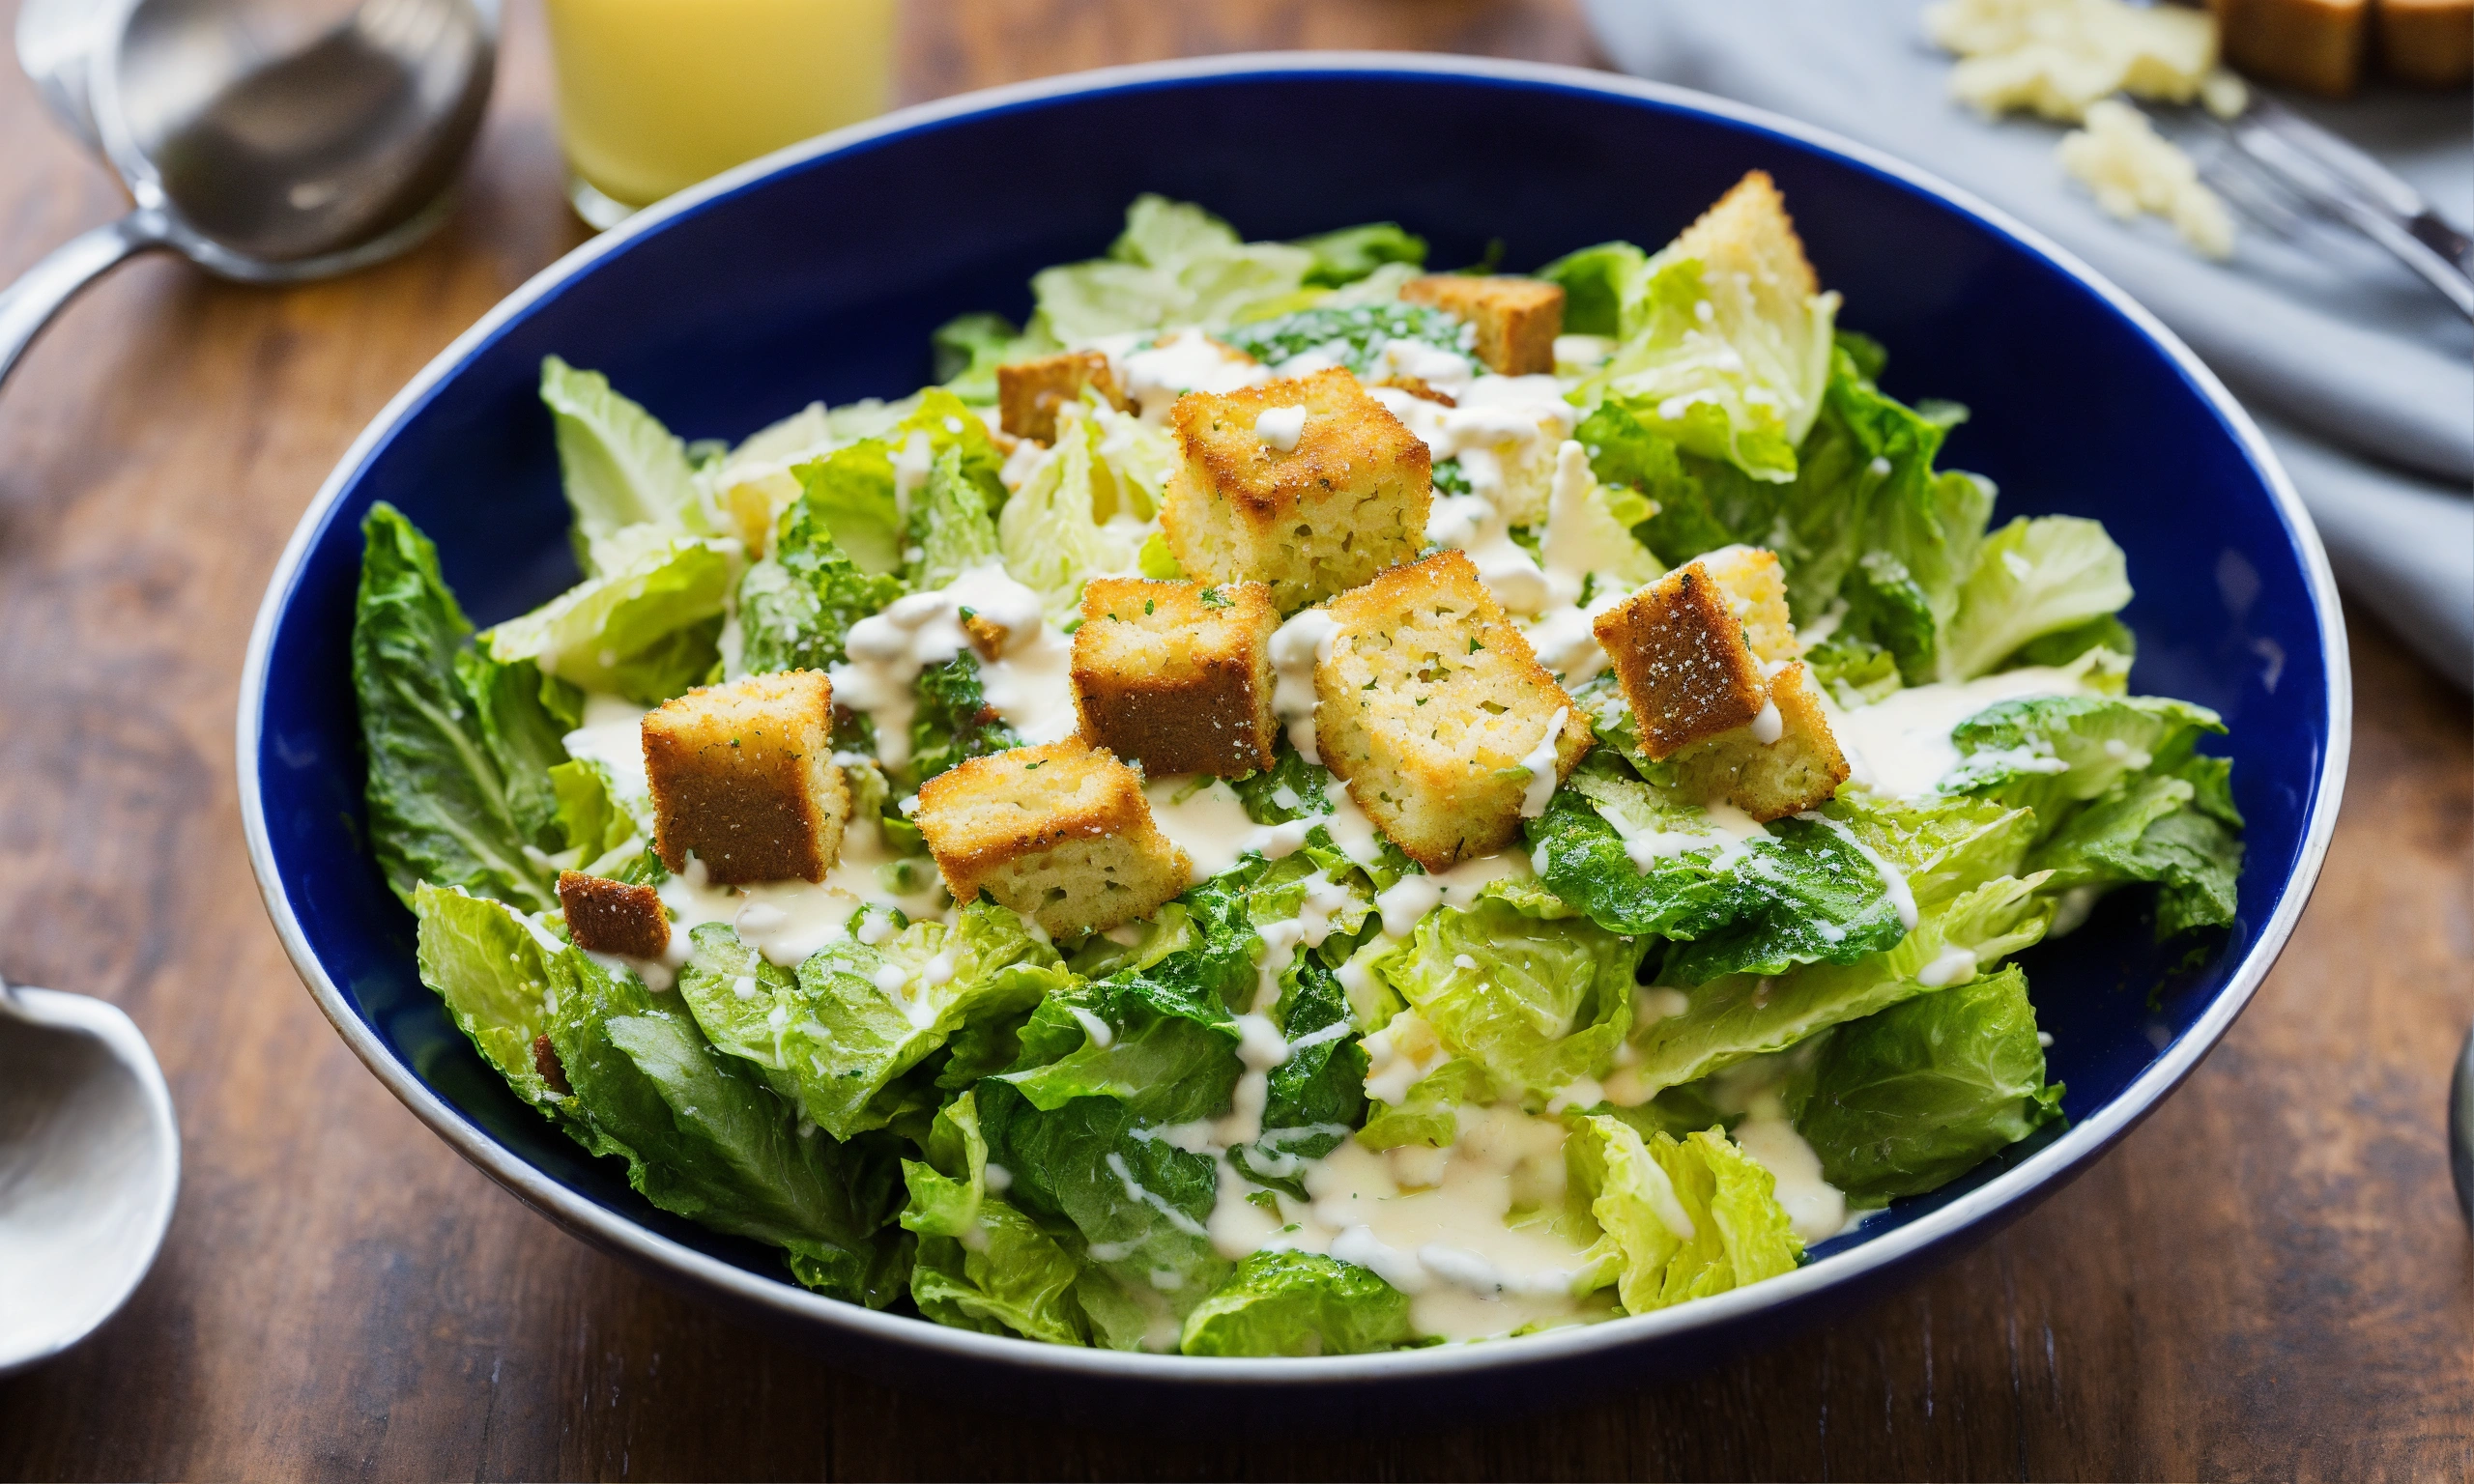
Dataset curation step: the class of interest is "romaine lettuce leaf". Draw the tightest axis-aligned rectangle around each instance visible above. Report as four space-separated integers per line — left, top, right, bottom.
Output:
901 1092 1092 1344
907 653 1023 786
1787 965 2064 1204
674 902 1067 1140
482 525 738 704
1231 953 1367 1197
1293 222 1427 288
412 882 566 1107
1030 195 1319 344
1626 872 2057 1095
538 356 706 575
1523 767 1911 984
1356 888 1643 1105
547 757 644 875
1356 1057 1494 1151
785 439 905 577
908 443 1003 589
733 491 906 678
1942 516 2134 680
1567 1118 1803 1314
1179 1250 1416 1356
2026 755 2244 935
997 412 1148 623
354 503 565 912
1942 694 2226 827
546 941 908 1304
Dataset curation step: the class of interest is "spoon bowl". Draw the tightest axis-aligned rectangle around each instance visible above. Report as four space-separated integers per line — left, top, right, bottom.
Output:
0 980 180 1377
0 0 496 382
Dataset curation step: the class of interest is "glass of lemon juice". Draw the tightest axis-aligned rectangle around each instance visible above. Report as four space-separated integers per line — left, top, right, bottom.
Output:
543 0 898 227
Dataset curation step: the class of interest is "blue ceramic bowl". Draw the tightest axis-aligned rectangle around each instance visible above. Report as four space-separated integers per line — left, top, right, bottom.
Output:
240 55 2349 1413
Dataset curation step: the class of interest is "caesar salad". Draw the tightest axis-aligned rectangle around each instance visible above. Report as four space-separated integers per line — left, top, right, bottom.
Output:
353 171 2244 1356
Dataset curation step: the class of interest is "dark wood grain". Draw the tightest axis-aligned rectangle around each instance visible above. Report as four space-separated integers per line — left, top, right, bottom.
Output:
0 1 2467 1477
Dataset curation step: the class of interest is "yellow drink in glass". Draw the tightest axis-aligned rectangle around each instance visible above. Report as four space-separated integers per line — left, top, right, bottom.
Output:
543 0 898 225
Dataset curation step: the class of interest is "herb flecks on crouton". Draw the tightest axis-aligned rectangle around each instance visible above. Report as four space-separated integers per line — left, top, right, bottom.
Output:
1596 552 1849 822
1162 368 1431 614
1314 551 1593 870
644 671 848 885
558 870 671 960
913 737 1192 937
1594 562 1771 759
1072 577 1278 778
998 351 1128 443
1672 663 1850 823
1399 275 1566 376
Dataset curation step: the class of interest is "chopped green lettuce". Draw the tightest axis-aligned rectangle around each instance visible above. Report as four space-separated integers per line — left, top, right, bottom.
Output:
675 903 1068 1140
1030 195 1318 343
413 882 567 1107
2026 755 2244 935
482 525 738 704
1293 222 1428 288
547 943 910 1304
1942 694 2226 827
1942 516 2134 680
997 412 1148 623
1567 1118 1802 1314
1523 764 1911 984
537 357 708 574
901 1092 1092 1344
733 493 906 678
1787 966 2064 1204
354 503 567 912
908 443 1003 589
1354 887 1642 1105
907 653 1022 786
1180 1250 1416 1356
1627 872 2057 1095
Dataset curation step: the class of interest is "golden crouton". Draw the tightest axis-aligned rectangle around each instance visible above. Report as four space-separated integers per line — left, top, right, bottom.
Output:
1672 662 1850 823
643 671 848 885
558 870 671 960
1161 368 1431 614
1399 275 1567 376
1693 545 1798 665
913 737 1192 937
1072 578 1278 778
1314 552 1594 871
1674 170 1820 305
998 351 1128 443
1593 561 1770 760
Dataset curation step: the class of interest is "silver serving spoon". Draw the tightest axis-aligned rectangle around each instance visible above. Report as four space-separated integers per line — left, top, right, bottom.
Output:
0 0 497 387
0 974 180 1375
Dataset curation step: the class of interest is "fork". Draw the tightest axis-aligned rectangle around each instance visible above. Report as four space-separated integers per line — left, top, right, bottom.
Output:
2198 93 2474 320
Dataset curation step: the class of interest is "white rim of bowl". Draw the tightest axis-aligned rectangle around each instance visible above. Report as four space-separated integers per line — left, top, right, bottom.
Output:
237 51 2352 1385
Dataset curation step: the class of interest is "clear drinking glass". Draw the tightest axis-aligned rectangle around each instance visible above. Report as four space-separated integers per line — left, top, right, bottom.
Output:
542 0 898 227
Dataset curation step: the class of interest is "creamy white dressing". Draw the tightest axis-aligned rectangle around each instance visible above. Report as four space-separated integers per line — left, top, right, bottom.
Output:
1730 1101 1855 1245
1140 776 1275 884
1825 665 2100 800
562 693 654 802
1516 708 1568 817
656 801 949 968
1367 374 1575 527
828 563 1076 770
1204 1102 1604 1342
1116 328 1269 420
1268 610 1340 764
1252 405 1307 452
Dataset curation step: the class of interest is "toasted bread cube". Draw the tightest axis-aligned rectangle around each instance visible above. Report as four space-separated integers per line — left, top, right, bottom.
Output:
643 671 848 885
1675 171 1821 302
1072 578 1278 778
1399 276 1566 376
558 870 671 960
1672 663 1850 823
914 738 1192 936
1162 368 1431 614
1594 560 1770 760
2375 0 2472 87
998 351 1129 443
1694 545 1798 665
1313 552 1594 870
2216 0 2366 96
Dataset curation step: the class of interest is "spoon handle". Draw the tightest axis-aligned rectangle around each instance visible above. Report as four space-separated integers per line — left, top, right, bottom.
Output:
0 207 172 389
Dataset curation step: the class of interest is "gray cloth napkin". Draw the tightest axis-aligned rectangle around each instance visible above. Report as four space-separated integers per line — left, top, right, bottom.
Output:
1582 0 2474 687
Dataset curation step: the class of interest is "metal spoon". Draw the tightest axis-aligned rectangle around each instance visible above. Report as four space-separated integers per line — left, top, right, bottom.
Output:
0 0 497 387
0 974 180 1375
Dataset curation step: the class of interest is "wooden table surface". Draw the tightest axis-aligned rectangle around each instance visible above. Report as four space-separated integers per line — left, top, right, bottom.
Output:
0 1 2466 1477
